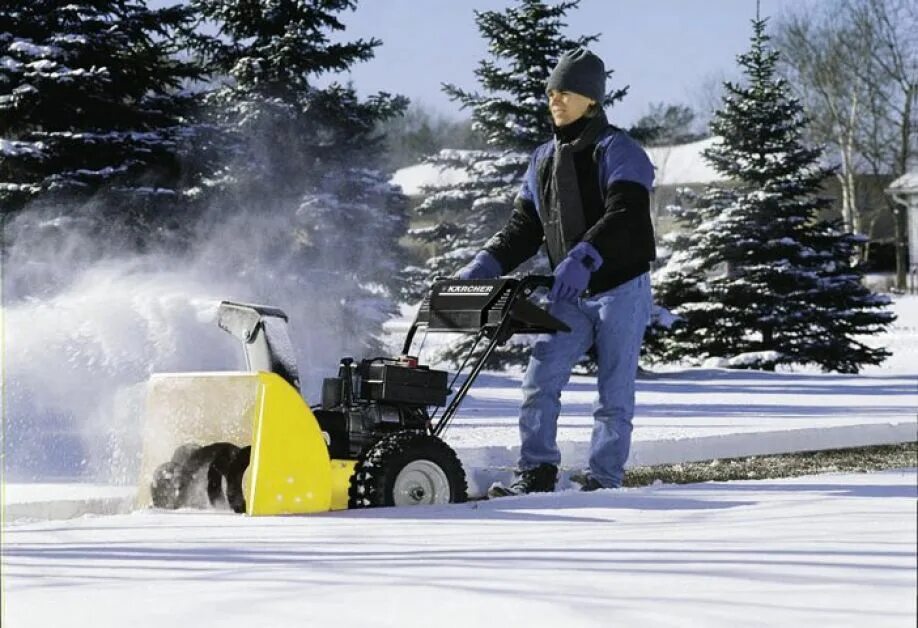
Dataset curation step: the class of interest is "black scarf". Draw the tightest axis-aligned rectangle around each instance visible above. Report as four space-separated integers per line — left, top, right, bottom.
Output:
551 110 609 255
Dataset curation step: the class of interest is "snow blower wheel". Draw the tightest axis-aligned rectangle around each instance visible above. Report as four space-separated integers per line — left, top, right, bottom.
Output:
348 432 467 508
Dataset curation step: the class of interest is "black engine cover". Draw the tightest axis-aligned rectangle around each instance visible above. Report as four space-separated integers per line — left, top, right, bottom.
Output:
357 359 449 407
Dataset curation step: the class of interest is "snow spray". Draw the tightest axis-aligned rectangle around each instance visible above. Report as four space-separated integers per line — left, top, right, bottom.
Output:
2 201 396 484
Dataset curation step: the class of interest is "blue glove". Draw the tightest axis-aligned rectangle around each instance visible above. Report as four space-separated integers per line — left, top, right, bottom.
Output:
550 242 603 301
455 250 503 280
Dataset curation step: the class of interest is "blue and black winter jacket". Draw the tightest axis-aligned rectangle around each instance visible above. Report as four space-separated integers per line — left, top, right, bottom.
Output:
484 119 656 294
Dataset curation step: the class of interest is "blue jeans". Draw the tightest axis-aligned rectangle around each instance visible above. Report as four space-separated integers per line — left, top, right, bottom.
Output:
518 272 652 488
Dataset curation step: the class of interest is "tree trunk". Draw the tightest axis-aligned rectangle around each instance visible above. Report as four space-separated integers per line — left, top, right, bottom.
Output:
893 199 909 291
893 81 914 292
864 212 882 264
844 90 862 237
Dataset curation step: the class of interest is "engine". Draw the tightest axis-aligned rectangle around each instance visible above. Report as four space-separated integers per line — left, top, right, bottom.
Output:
313 356 450 459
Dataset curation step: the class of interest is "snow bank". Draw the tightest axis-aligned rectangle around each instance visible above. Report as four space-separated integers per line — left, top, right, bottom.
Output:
4 484 134 522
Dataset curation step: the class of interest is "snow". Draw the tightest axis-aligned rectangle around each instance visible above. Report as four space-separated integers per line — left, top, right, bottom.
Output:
646 137 847 187
49 34 88 45
11 83 36 95
24 63 106 82
445 367 916 492
0 138 46 157
3 292 916 624
391 160 471 196
1 55 23 71
5 484 135 521
26 59 57 71
4 470 916 627
887 171 918 193
646 137 728 186
725 350 783 367
117 186 177 196
8 39 62 59
398 298 918 465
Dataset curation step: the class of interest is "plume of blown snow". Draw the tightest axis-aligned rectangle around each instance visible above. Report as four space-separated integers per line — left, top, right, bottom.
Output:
3 196 396 483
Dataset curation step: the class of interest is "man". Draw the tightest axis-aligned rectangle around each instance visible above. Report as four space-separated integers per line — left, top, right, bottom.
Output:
456 48 655 495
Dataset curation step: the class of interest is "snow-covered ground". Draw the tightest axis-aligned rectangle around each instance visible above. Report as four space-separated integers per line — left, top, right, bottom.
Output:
4 470 916 628
460 370 915 494
419 295 918 491
2 297 916 626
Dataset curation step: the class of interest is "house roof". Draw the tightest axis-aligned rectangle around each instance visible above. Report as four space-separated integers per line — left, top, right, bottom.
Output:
887 171 918 194
645 136 897 187
646 137 727 186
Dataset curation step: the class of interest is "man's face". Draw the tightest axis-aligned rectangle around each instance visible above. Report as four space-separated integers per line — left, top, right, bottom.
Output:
548 89 595 127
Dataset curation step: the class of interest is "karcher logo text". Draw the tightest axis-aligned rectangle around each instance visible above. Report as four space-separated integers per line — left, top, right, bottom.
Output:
443 284 492 295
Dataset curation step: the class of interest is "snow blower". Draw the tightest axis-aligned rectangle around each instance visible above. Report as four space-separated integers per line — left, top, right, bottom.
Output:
136 276 568 515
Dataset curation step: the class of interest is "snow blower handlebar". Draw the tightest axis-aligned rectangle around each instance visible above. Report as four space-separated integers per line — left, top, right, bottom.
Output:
401 275 564 354
401 275 570 437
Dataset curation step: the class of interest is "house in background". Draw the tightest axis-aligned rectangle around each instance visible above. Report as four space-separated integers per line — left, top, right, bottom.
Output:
646 138 899 271
887 172 918 293
645 138 725 235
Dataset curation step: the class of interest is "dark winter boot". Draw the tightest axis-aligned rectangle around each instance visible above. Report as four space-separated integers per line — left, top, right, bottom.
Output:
488 464 558 498
570 470 607 492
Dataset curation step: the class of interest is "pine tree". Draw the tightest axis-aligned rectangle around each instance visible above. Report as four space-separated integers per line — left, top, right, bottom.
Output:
404 0 626 367
0 1 200 226
189 0 410 358
648 17 894 373
189 0 406 197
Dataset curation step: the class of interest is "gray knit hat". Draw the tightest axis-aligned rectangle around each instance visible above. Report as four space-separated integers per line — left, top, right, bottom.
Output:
546 48 606 103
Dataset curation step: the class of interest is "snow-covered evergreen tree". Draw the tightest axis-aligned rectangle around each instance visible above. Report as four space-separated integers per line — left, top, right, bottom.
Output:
0 1 200 225
404 0 627 300
649 17 894 374
189 0 410 357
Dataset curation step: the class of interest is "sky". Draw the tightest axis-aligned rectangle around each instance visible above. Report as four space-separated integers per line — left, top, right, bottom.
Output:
158 0 816 126
318 0 811 126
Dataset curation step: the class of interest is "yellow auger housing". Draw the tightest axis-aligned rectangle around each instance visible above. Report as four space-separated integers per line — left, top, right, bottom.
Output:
138 371 355 514
137 302 355 515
